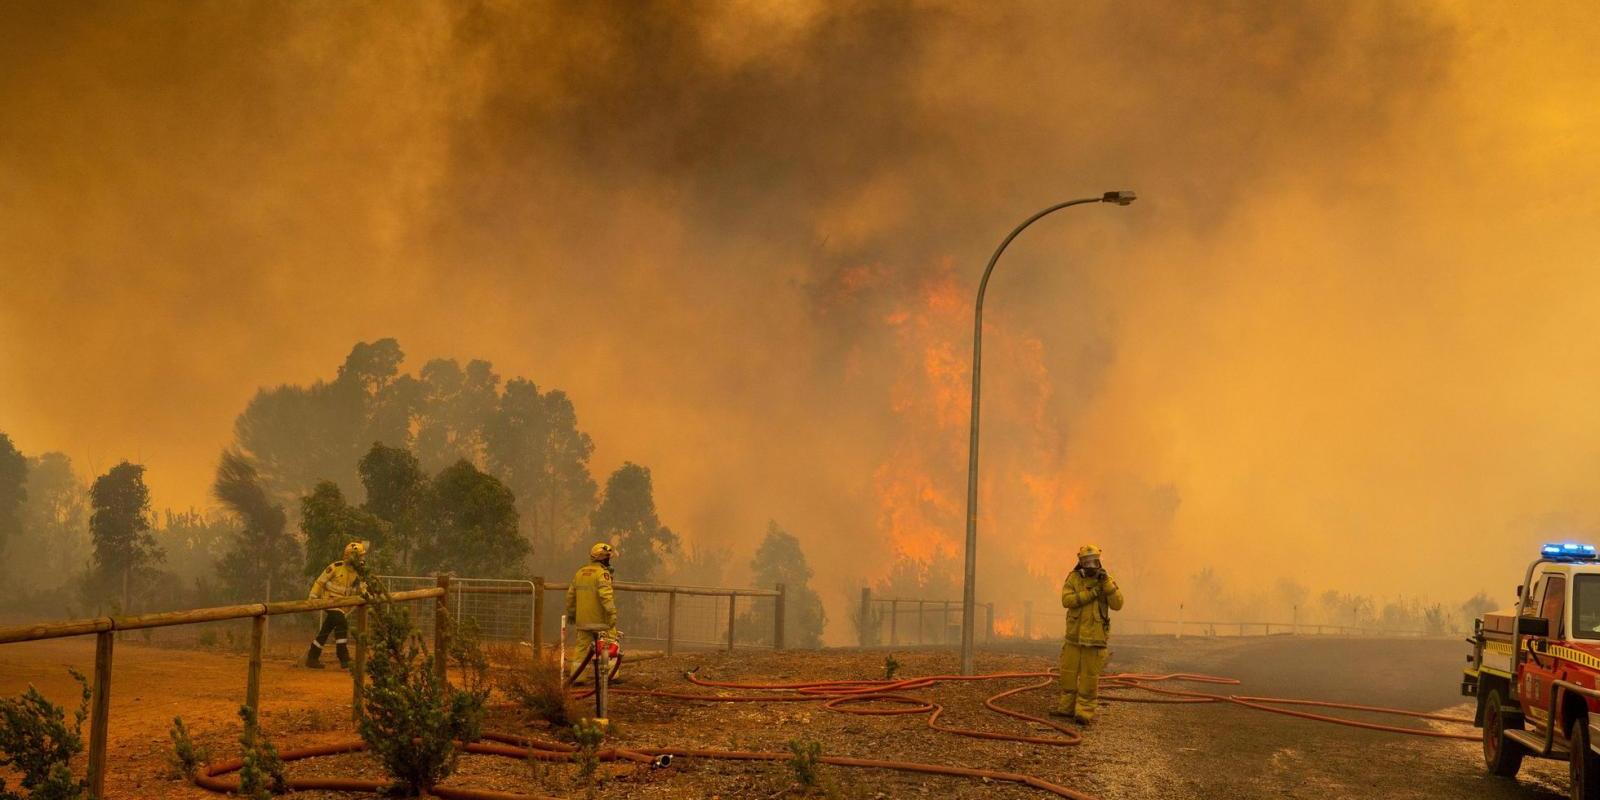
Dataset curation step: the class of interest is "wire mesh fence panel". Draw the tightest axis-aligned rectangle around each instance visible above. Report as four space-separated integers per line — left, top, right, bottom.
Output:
454 579 536 643
533 583 783 653
378 576 537 645
856 596 993 647
379 576 439 642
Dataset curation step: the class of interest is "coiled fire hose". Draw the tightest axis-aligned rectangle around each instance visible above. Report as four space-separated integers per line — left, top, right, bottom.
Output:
193 668 1476 799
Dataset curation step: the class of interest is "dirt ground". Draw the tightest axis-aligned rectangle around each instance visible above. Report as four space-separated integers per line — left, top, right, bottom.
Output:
0 634 1577 799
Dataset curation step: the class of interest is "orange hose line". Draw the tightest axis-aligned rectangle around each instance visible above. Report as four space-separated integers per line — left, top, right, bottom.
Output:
1099 680 1479 741
1227 695 1474 724
191 667 1482 800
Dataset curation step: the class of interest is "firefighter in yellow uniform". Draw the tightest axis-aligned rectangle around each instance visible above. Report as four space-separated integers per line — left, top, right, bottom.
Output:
1053 544 1123 723
305 540 368 669
565 542 619 681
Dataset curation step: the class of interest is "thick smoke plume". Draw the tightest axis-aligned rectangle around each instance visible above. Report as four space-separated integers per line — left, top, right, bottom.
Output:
4 2 1599 637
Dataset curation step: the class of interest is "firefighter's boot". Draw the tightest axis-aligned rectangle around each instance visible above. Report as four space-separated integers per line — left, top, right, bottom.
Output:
305 642 326 669
1072 646 1108 724
336 642 352 670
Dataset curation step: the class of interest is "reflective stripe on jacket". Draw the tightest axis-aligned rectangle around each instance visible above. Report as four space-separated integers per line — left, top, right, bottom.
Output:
309 561 363 601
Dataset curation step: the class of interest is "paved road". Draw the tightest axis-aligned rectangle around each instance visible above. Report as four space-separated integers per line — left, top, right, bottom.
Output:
1000 635 1570 800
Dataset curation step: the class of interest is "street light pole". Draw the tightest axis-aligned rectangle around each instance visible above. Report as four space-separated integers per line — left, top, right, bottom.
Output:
959 190 1136 676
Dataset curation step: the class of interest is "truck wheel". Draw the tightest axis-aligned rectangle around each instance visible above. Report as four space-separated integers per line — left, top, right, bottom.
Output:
1570 714 1600 800
1484 687 1525 778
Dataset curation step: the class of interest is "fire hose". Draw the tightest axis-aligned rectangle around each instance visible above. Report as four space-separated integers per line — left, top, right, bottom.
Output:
192 667 1476 799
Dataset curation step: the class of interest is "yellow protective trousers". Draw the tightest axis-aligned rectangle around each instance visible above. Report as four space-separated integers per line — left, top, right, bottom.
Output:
565 628 618 680
1057 642 1108 721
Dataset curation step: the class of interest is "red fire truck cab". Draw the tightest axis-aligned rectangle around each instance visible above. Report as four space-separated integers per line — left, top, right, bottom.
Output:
1464 542 1600 799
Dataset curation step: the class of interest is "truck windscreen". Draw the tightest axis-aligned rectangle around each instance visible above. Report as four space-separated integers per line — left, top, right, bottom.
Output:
1575 574 1600 639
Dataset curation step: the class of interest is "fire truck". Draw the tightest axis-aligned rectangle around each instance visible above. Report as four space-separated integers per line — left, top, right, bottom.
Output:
1464 542 1600 799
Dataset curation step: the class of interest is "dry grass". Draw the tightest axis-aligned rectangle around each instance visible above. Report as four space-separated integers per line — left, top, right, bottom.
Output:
496 655 581 729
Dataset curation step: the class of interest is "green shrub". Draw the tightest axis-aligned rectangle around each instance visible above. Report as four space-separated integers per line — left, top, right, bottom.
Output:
883 654 900 681
450 617 491 697
167 716 209 780
235 706 286 799
355 572 487 795
0 669 90 800
786 738 822 788
571 717 605 791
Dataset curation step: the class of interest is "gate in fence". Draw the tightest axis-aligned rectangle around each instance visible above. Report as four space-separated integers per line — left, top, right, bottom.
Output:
854 588 995 647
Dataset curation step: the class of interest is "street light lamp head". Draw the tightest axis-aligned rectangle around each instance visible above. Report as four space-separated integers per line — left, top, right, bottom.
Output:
1101 190 1137 206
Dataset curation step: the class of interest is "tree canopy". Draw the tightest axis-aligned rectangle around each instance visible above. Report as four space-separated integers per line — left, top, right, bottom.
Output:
301 481 387 577
230 340 601 575
744 521 827 648
416 460 527 578
0 432 26 568
17 452 89 592
88 461 163 611
591 463 678 582
212 449 298 602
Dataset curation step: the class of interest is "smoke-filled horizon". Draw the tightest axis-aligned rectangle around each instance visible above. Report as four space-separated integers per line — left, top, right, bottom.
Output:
4 2 1599 636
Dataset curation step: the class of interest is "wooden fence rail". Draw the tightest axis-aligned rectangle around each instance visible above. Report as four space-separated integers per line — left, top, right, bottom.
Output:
0 582 449 800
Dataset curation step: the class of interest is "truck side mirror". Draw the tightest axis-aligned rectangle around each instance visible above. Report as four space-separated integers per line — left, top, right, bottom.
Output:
1519 616 1550 638
1517 585 1524 599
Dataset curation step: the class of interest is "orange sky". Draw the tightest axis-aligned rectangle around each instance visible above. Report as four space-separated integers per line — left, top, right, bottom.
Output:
3 2 1599 634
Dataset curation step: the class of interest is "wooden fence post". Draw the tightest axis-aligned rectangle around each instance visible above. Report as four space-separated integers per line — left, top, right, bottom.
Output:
352 604 368 725
726 592 737 652
87 630 113 800
1023 600 1033 640
666 590 677 656
532 577 545 659
916 600 925 645
858 588 872 647
890 600 899 645
434 574 450 686
245 614 265 743
986 603 995 643
774 583 787 651
942 600 952 645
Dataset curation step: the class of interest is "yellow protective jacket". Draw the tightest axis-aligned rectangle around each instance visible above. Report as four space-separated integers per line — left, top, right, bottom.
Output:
1061 570 1124 646
309 560 363 602
565 562 618 630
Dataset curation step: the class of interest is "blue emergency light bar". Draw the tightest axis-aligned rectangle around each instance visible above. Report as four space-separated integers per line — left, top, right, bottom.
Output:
1542 542 1599 559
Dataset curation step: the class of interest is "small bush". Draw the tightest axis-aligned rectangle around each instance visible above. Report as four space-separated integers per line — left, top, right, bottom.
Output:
786 738 822 788
883 654 900 681
167 716 209 780
498 658 579 728
0 669 90 800
236 706 287 799
450 617 491 698
571 718 605 791
355 570 487 795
